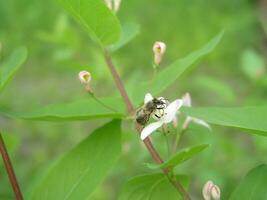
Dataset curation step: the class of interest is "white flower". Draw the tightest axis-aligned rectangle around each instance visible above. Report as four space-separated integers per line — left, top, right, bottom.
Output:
202 180 221 200
78 70 91 84
153 41 166 65
182 93 210 130
140 93 183 140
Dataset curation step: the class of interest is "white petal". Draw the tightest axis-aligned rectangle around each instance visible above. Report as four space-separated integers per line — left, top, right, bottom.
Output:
182 116 192 129
140 121 163 140
182 93 192 107
191 118 211 130
144 93 153 104
163 99 183 123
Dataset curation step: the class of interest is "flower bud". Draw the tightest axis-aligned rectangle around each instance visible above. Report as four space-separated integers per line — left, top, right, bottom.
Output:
78 70 93 93
202 180 214 200
104 0 113 10
211 185 221 200
153 41 166 65
202 180 221 200
78 70 91 84
113 0 121 12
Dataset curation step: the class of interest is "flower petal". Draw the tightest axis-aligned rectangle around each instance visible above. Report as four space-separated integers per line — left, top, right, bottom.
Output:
163 99 183 123
140 121 163 140
192 118 211 130
182 93 191 107
144 93 153 104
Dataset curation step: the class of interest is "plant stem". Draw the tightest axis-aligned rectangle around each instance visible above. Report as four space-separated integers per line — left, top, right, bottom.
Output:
103 49 134 113
0 133 23 200
103 49 191 200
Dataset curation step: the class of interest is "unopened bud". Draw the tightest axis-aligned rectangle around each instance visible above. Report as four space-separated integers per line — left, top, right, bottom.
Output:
104 0 113 10
153 41 166 65
202 180 221 200
104 0 121 13
113 0 121 12
78 71 93 93
79 71 91 84
211 185 220 200
202 180 214 200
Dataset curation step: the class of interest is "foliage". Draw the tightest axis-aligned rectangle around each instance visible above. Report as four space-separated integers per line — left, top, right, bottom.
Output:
0 0 267 200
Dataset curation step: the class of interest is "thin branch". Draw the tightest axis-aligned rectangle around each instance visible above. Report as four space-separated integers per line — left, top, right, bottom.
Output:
103 49 191 200
103 49 134 113
0 133 23 200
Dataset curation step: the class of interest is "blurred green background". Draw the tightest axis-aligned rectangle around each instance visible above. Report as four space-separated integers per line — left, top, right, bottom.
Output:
1 0 267 199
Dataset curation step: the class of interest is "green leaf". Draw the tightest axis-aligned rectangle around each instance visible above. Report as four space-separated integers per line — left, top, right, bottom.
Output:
0 96 125 121
0 47 27 92
146 144 209 170
109 22 140 52
131 31 224 103
182 106 267 136
119 173 189 200
229 164 267 200
30 120 121 200
60 0 121 46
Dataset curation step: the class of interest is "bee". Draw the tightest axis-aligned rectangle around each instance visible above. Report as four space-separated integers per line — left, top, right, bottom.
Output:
136 97 168 126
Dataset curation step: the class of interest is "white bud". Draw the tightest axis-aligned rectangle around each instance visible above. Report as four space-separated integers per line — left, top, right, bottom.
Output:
113 0 121 12
211 185 221 200
202 180 221 200
78 70 91 84
153 41 166 65
202 180 214 200
104 0 113 10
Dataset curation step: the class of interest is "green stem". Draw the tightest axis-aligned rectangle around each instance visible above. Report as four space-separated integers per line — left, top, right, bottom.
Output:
87 92 118 113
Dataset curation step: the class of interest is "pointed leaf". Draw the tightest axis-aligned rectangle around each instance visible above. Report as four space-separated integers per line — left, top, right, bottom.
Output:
182 106 267 136
229 164 267 200
119 173 189 200
0 47 27 92
0 97 125 121
131 31 224 103
30 120 121 200
109 22 140 52
60 0 121 46
146 144 209 170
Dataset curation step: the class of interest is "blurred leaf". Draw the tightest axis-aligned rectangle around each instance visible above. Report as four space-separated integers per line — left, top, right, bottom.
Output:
194 75 236 103
229 164 267 200
131 31 224 103
59 0 121 46
30 120 121 200
0 97 125 121
0 47 27 92
182 106 267 136
241 49 266 80
119 173 189 200
109 22 140 52
146 144 209 170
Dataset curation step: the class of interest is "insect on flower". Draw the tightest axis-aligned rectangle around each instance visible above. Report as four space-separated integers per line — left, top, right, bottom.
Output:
137 93 183 140
136 93 168 126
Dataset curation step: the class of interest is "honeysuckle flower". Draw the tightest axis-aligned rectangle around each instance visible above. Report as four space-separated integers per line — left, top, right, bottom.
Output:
140 93 183 140
78 70 92 93
153 41 166 65
202 180 221 200
182 93 210 130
